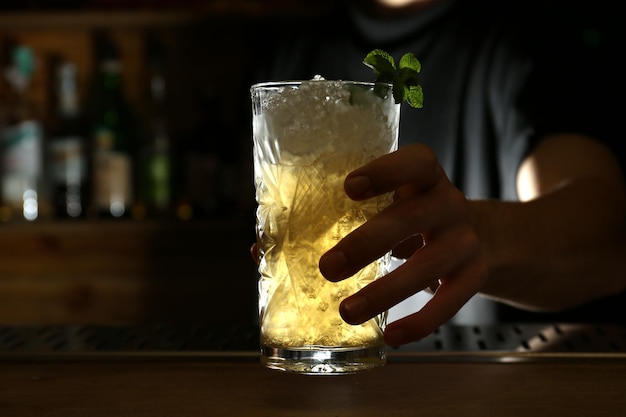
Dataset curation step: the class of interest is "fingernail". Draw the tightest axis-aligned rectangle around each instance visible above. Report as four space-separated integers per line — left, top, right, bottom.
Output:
319 251 349 281
341 296 368 324
344 175 372 198
384 327 406 347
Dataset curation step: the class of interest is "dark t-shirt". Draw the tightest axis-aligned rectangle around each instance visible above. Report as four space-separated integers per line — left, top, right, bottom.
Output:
250 0 625 323
254 0 620 199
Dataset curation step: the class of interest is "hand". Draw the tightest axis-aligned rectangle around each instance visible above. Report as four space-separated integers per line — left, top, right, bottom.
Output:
319 143 488 346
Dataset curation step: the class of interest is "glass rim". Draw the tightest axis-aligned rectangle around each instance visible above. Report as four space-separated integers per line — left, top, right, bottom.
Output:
250 80 392 90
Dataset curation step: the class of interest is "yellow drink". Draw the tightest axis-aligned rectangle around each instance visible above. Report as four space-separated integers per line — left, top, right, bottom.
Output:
251 80 399 373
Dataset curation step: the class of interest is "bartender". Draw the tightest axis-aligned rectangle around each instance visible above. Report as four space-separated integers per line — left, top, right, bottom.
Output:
249 0 626 346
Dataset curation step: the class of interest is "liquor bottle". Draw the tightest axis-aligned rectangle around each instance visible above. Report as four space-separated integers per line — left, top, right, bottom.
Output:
181 91 238 219
86 33 135 219
46 58 88 219
136 34 171 219
0 44 45 222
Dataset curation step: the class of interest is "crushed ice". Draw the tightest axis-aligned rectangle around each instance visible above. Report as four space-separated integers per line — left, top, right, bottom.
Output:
257 76 396 163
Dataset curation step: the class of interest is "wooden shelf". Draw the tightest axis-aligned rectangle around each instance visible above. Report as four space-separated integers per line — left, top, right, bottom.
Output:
0 10 201 29
0 2 333 29
0 218 259 325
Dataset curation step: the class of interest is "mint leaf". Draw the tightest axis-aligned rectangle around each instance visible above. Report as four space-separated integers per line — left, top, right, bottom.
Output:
363 49 423 108
406 84 424 109
363 49 396 83
399 52 421 74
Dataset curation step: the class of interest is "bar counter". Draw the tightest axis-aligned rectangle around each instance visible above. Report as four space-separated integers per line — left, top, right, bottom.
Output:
2 323 625 416
2 350 625 416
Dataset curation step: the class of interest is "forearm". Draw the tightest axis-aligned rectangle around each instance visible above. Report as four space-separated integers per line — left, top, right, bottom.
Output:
471 178 626 311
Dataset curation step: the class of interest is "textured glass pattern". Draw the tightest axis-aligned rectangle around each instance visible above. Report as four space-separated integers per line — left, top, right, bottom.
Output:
251 80 399 373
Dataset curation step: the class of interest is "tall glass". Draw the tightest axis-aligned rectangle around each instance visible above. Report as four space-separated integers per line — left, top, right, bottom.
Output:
251 80 400 374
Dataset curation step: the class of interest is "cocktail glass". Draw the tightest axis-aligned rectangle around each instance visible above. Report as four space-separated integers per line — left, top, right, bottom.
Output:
251 79 400 374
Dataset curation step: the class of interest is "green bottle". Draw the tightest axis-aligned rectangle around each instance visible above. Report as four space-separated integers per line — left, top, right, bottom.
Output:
0 44 44 222
46 58 88 219
86 33 135 219
136 34 171 219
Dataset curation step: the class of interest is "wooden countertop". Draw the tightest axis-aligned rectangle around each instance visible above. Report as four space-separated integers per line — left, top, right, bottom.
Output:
1 352 625 416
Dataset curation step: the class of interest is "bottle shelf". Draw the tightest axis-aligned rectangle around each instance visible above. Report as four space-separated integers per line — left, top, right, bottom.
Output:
0 5 258 226
0 2 272 326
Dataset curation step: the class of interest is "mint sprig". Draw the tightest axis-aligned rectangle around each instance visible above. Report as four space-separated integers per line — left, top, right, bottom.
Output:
363 49 423 108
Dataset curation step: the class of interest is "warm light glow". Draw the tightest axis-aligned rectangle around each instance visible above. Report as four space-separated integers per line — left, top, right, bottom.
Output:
376 0 433 7
517 158 539 202
23 190 38 221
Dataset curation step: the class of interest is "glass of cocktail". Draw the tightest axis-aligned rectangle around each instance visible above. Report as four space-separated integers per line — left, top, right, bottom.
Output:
251 78 400 374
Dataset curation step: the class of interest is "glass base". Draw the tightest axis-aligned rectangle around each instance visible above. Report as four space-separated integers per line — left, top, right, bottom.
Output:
260 344 386 375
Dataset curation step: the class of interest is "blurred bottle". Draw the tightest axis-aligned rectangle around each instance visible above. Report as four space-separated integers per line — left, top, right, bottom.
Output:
179 91 238 220
86 33 135 219
135 33 171 220
0 43 45 222
45 57 88 219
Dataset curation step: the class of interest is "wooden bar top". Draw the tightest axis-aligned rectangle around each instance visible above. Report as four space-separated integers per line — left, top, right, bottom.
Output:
1 353 625 416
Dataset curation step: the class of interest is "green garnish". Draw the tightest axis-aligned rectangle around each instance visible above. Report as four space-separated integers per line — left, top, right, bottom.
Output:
363 49 424 108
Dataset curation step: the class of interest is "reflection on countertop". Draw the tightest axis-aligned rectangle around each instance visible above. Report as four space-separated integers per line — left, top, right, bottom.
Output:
1 323 624 360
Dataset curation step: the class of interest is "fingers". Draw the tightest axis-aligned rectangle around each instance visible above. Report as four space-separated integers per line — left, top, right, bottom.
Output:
320 171 467 282
383 257 488 346
344 143 441 200
392 234 425 259
320 144 460 282
318 142 488 346
338 224 482 325
250 243 259 264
